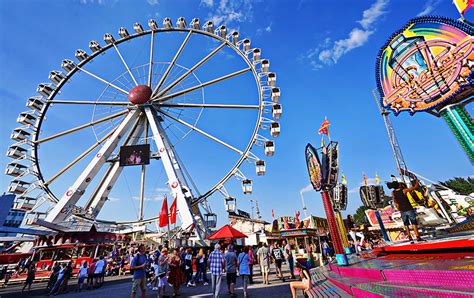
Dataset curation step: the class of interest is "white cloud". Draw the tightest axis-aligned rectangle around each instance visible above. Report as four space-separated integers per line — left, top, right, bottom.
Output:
108 197 120 202
201 0 214 7
79 0 107 4
256 22 272 36
147 0 159 5
205 0 254 28
132 195 164 202
416 0 441 17
358 0 389 29
318 28 373 64
303 0 389 69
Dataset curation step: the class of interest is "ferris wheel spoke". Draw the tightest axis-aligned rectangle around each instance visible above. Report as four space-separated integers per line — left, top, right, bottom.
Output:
78 67 129 95
153 42 227 99
47 100 129 106
153 30 193 95
160 103 260 109
44 125 118 186
159 109 244 155
112 44 139 86
35 110 128 144
154 67 252 103
148 31 155 88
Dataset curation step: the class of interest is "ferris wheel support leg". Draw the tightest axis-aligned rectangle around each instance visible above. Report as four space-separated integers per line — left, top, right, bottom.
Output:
45 109 139 224
144 106 207 245
84 116 145 218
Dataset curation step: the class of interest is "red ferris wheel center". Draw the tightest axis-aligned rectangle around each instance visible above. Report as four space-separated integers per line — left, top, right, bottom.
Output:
128 85 152 105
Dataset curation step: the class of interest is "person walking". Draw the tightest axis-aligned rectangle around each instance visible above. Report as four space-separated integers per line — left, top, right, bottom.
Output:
247 246 255 284
49 263 66 296
46 262 60 290
94 256 106 288
59 261 73 294
87 259 96 290
77 261 88 292
237 246 251 298
168 248 185 297
185 248 195 287
130 244 148 298
208 243 225 298
21 262 36 292
193 248 208 285
289 262 312 298
389 180 425 243
271 243 285 281
224 245 237 297
257 242 270 284
157 248 170 298
283 241 296 279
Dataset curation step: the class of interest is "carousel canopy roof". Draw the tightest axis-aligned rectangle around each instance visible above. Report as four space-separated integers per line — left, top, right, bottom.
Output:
206 224 247 240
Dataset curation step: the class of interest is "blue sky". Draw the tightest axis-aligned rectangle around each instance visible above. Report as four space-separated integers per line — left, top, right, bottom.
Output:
0 0 472 228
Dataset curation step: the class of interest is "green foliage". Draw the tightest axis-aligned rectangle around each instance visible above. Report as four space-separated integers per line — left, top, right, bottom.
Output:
353 205 369 225
440 177 474 195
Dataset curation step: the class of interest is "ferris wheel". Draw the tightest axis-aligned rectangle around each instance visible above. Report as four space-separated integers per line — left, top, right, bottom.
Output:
5 17 282 243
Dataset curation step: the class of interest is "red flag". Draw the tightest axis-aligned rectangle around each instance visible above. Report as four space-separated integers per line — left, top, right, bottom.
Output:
272 209 275 218
363 174 368 186
159 196 169 227
318 118 330 136
170 195 177 224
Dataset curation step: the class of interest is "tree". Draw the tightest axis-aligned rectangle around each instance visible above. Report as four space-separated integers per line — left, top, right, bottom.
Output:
440 177 474 195
353 205 369 225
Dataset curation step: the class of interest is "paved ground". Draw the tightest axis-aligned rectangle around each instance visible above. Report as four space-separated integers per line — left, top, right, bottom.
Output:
0 265 300 298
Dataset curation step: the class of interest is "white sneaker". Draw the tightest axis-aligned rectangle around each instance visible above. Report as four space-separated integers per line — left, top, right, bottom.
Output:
203 282 209 285
147 283 151 287
152 287 158 291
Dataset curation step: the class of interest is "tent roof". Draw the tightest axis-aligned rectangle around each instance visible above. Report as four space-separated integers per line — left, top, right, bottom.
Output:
206 224 247 240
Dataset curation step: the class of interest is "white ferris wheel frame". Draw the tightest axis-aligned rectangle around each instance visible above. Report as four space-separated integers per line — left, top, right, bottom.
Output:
6 18 281 243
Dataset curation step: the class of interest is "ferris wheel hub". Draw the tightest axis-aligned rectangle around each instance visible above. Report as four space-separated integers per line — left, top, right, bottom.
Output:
128 85 152 105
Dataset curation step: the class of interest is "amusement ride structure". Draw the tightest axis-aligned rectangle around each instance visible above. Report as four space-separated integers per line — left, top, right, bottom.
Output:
5 17 281 244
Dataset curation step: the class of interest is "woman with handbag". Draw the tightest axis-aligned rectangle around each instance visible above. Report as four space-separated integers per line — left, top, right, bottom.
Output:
237 246 251 298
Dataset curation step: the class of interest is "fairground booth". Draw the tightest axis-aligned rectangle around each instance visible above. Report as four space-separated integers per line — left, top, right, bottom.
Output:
269 215 329 268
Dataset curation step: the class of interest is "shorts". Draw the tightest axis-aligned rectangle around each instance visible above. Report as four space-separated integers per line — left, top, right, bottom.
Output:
275 260 282 269
260 264 269 274
94 273 102 278
401 209 418 226
131 277 146 293
78 276 85 284
226 272 237 285
158 276 168 288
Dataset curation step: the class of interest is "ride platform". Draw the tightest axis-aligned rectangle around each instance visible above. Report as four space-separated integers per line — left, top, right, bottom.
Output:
308 235 474 297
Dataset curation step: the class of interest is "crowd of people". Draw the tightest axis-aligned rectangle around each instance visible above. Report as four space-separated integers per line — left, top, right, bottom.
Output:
1 234 383 297
126 240 310 298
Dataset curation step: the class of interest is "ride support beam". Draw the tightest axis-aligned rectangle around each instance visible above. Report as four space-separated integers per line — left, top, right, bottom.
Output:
45 109 139 223
144 107 207 244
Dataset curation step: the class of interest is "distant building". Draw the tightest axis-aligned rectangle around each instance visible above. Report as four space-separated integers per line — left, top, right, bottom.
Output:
0 194 26 236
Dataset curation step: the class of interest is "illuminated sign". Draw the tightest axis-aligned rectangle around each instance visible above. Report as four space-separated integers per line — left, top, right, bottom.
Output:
376 16 473 115
305 143 323 191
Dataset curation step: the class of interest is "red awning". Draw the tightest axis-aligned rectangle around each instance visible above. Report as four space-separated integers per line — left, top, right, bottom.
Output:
206 225 247 240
